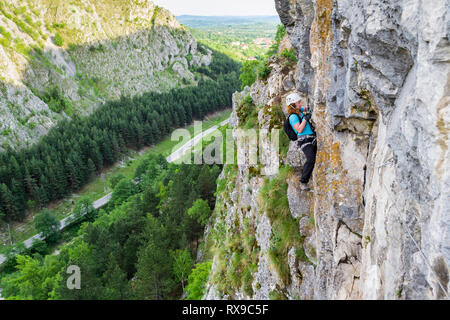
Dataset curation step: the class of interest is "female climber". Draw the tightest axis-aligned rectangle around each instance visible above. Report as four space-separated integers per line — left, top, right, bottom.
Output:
285 93 317 191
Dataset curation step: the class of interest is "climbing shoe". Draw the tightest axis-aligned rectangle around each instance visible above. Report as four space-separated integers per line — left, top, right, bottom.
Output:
300 182 311 191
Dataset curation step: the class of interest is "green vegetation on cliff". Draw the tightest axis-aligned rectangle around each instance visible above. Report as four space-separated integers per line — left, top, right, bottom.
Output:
185 260 212 300
259 166 308 286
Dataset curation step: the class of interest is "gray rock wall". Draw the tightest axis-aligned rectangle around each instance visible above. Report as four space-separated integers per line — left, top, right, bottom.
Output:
275 0 449 299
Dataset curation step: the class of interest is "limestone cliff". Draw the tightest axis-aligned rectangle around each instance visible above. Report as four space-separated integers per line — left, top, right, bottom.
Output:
204 0 449 300
0 0 211 151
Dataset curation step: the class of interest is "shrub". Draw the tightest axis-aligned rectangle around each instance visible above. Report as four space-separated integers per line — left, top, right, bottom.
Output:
13 6 26 16
281 48 298 66
39 86 70 113
150 6 161 25
198 44 207 55
54 32 64 46
0 38 10 47
185 261 212 300
239 60 258 89
269 288 288 300
257 63 271 79
236 95 258 128
23 14 36 27
243 95 253 105
1 127 11 136
29 239 50 255
13 17 39 41
279 129 290 157
34 209 60 243
52 22 65 29
109 174 126 189
210 213 259 298
0 3 12 20
187 199 211 226
0 26 12 40
14 38 32 56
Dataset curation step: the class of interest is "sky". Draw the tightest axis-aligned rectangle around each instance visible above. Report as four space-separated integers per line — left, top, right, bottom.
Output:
152 0 278 16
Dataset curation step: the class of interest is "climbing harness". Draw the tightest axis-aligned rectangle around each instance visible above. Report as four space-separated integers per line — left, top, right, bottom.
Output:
297 134 317 150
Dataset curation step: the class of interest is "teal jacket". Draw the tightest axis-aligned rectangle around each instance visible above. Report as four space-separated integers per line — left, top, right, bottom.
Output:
289 113 314 136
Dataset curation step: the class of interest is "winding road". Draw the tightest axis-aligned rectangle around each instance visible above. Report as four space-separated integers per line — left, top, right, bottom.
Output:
0 118 229 266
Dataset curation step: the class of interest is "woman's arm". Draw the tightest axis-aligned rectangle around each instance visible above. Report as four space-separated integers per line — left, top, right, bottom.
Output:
294 119 307 133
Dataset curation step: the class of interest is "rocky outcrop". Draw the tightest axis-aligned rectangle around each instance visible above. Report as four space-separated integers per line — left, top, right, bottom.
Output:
204 38 318 300
205 0 449 300
0 0 211 151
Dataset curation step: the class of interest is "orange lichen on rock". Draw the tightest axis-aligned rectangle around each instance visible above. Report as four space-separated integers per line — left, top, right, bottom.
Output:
312 105 337 208
313 102 365 220
314 0 334 43
310 0 334 96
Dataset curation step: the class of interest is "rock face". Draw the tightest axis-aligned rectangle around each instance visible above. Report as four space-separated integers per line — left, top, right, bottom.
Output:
205 0 449 300
0 0 211 151
276 0 450 300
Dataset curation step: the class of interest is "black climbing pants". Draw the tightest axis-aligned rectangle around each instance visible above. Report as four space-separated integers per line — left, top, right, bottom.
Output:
300 143 317 184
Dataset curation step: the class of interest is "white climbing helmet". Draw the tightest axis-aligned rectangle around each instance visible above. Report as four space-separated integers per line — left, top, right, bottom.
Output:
286 92 302 106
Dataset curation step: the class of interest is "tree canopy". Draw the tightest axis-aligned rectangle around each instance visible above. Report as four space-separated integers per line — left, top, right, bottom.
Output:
34 209 60 243
0 153 222 300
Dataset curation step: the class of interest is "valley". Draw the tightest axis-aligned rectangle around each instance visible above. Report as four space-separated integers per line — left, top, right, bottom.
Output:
0 108 231 253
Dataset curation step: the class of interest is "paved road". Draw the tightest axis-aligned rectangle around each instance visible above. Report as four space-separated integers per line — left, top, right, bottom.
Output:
0 193 114 265
0 119 229 266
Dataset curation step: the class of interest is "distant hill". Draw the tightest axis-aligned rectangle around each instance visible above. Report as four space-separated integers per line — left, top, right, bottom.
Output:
0 0 212 151
177 15 280 28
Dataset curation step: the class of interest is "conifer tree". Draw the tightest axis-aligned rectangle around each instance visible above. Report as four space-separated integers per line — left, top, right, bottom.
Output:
0 183 15 221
